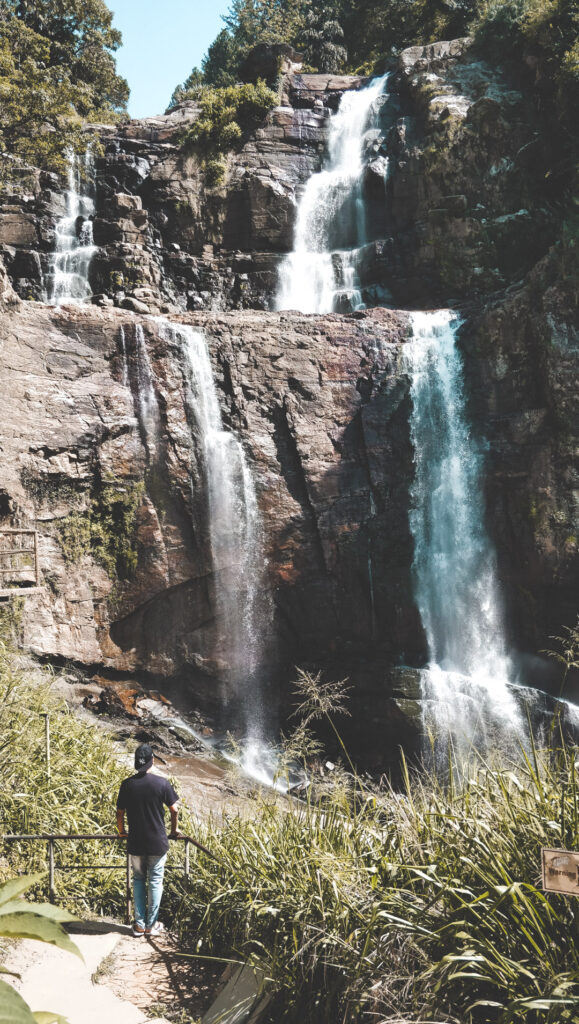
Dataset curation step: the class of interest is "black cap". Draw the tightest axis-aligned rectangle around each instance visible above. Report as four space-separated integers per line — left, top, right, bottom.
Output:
134 743 153 773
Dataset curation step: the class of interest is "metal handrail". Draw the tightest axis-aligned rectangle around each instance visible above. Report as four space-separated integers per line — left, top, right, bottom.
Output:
2 832 204 925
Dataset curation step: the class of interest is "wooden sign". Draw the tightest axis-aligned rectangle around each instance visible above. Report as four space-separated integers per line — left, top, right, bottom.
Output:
542 848 579 895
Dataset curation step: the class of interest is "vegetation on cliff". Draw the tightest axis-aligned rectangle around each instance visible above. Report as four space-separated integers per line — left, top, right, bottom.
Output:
172 0 578 201
0 0 128 173
180 79 278 185
56 479 144 580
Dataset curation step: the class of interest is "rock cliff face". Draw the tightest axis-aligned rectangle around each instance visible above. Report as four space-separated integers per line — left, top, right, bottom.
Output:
465 251 579 656
0 41 553 314
0 300 416 705
0 37 576 758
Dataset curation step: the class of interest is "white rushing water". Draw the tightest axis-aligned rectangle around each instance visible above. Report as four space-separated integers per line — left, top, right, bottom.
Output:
406 311 522 755
134 324 162 457
157 320 267 750
276 75 389 313
50 150 96 304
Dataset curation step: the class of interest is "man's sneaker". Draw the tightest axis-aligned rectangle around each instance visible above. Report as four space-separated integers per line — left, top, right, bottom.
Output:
145 921 164 937
132 923 146 937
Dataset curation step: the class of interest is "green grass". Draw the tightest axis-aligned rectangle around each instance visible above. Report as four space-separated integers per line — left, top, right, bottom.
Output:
167 739 579 1024
0 643 190 917
2 645 579 1022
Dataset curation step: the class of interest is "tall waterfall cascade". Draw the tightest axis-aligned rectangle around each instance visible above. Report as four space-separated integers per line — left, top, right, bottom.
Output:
406 310 522 754
157 320 270 770
276 75 390 314
50 151 96 304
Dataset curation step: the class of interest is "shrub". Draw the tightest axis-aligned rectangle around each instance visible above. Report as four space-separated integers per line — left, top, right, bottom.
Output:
181 80 278 184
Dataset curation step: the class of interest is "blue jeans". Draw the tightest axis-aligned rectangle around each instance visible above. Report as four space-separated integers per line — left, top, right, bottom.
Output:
131 853 167 929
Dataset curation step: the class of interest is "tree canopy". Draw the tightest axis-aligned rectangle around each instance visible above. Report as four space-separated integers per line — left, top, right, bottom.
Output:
0 0 128 172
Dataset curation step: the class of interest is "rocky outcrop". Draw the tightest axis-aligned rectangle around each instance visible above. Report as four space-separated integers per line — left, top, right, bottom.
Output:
89 96 332 312
384 37 551 305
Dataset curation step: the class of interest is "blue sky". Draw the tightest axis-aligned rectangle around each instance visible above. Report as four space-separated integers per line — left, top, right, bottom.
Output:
109 1 229 118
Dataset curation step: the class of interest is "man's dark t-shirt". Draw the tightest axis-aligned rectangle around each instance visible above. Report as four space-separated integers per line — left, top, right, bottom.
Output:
117 771 179 856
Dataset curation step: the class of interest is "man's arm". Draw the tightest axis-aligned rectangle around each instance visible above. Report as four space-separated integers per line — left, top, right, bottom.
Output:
116 807 128 838
169 802 182 838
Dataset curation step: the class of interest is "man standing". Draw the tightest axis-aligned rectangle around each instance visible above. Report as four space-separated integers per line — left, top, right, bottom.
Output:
116 743 181 937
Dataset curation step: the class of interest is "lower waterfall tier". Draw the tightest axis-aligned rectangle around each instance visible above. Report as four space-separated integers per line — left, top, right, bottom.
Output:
0 279 576 766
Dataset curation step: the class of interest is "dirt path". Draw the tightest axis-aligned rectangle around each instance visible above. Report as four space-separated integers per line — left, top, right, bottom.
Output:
3 920 222 1024
96 926 222 1022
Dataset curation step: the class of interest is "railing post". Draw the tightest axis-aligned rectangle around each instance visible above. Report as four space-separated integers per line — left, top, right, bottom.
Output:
48 839 55 903
42 713 51 780
184 839 190 878
34 531 40 588
125 850 131 926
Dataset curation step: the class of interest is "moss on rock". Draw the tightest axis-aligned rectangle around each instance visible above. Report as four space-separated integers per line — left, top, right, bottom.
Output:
57 479 145 580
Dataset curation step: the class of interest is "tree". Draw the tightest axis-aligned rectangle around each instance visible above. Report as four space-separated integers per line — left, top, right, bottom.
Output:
168 66 204 108
0 17 86 171
202 28 241 87
300 4 347 72
0 0 128 171
1 0 128 113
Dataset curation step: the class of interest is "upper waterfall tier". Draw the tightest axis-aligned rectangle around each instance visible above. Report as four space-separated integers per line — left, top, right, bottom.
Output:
49 151 96 305
276 75 390 314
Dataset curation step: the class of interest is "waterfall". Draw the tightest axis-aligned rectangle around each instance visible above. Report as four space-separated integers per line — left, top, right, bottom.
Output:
135 324 162 457
276 75 389 314
50 150 96 304
119 325 129 387
406 310 522 755
156 320 267 748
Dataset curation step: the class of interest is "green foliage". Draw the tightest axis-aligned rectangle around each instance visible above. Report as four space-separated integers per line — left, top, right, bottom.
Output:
0 597 24 645
0 646 128 915
202 29 240 89
0 0 128 172
0 982 69 1024
169 67 204 109
56 479 144 580
170 741 579 1023
156 671 579 1023
0 874 79 957
301 3 347 72
0 875 79 1024
182 80 278 183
